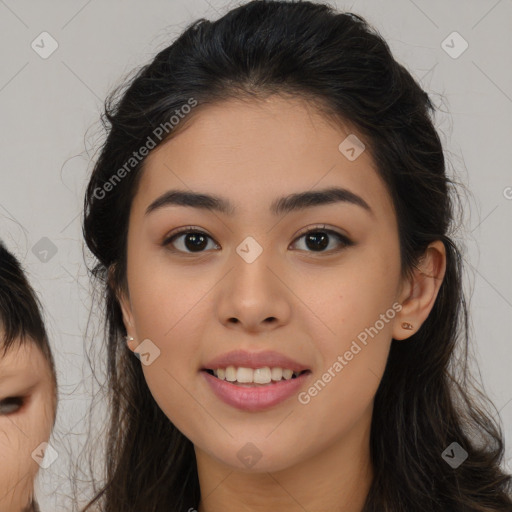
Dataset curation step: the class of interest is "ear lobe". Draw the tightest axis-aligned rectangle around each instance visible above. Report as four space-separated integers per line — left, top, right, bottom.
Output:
392 240 447 340
118 292 138 352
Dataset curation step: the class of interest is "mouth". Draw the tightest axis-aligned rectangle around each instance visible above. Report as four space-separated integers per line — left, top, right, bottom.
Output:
202 367 312 387
201 366 312 411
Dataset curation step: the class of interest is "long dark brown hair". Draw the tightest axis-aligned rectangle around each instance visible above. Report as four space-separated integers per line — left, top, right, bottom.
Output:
80 1 512 510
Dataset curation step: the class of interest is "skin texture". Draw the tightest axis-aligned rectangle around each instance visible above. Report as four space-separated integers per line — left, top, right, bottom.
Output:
119 95 446 512
0 340 55 512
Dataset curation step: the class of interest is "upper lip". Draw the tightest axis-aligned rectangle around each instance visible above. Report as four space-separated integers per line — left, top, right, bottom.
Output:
202 349 310 372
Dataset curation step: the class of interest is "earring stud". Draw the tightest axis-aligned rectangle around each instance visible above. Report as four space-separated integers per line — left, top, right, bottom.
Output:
125 335 134 342
401 322 413 330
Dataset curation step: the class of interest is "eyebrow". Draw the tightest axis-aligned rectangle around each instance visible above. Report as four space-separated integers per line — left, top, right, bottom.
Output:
146 186 373 218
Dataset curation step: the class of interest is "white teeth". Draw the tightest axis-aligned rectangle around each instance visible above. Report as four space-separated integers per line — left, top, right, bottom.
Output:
211 366 302 384
225 366 237 382
282 368 293 380
270 367 283 381
236 367 253 383
253 367 271 384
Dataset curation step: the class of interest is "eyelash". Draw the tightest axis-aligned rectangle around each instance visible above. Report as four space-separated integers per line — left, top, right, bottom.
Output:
0 396 25 416
162 224 354 255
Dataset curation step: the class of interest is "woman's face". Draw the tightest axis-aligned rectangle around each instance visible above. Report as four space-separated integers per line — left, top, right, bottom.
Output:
0 340 55 511
120 95 411 473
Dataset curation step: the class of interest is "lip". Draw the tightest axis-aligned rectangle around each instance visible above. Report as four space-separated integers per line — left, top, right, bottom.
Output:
201 369 311 412
202 349 310 372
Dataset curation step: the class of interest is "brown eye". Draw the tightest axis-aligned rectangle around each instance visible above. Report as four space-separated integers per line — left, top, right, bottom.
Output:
291 226 354 253
163 227 219 254
0 397 24 415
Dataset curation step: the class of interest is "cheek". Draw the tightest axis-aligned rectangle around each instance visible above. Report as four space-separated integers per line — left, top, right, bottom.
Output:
296 250 400 352
333 238 400 327
139 340 208 440
3 392 55 466
129 267 211 427
128 246 223 382
128 245 212 336
126 247 216 426
0 420 39 506
290 247 400 428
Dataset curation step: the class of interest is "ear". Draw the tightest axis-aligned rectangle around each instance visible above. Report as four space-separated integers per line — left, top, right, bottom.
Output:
109 264 137 352
392 240 447 340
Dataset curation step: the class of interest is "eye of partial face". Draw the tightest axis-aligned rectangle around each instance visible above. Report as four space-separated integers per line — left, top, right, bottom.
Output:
0 396 25 415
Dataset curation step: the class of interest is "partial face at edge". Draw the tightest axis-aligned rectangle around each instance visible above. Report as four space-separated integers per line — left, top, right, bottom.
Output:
118 95 434 473
0 340 56 511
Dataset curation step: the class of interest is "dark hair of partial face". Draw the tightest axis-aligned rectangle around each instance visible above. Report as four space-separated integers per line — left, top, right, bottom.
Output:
81 1 512 510
0 240 56 377
0 241 57 512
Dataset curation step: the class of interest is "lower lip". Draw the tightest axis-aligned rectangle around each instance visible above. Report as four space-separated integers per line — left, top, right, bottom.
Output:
201 370 311 412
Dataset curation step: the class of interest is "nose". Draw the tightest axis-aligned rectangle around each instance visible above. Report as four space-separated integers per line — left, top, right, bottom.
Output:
215 246 292 334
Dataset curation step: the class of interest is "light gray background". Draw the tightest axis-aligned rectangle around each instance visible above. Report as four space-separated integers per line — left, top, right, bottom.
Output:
0 0 511 510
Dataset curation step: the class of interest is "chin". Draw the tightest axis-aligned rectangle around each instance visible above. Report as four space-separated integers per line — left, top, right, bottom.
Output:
205 441 304 474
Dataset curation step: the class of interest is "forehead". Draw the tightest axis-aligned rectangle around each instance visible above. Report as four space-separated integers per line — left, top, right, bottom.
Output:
0 337 47 374
136 95 395 223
